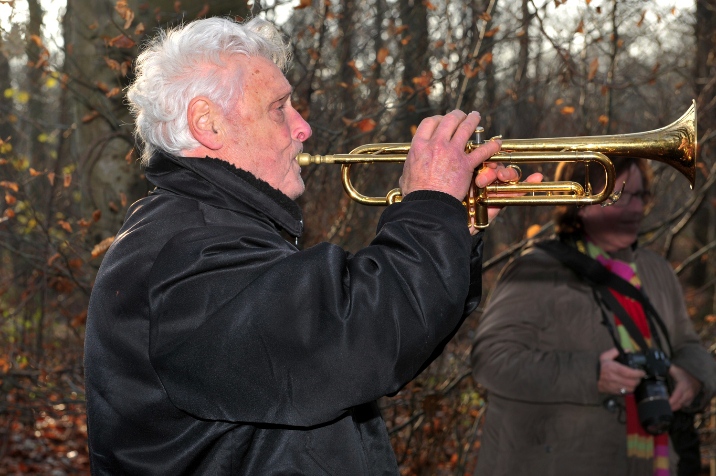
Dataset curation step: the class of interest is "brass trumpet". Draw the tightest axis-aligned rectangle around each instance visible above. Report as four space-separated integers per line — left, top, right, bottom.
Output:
297 101 697 228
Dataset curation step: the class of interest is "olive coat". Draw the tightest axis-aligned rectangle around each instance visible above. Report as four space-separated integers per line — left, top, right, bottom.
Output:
471 241 716 476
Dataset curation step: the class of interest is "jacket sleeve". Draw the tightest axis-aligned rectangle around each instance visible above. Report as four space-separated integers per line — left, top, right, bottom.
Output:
639 250 716 409
147 192 483 426
471 249 606 405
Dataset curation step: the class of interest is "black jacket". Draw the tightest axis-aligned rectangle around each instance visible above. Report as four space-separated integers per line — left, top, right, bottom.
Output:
84 152 484 475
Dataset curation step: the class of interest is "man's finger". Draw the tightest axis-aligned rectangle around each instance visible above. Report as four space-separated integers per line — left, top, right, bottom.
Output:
448 111 482 146
428 110 469 142
469 140 502 173
412 115 443 141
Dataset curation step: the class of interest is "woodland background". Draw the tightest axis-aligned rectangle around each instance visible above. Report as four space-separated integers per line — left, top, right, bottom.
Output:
0 0 715 474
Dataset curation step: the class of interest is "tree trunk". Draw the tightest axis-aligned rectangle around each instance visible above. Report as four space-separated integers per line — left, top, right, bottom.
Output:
689 0 716 311
397 0 431 135
61 0 248 241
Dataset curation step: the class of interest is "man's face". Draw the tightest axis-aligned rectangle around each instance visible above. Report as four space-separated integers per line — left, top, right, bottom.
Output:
220 55 312 200
578 163 645 253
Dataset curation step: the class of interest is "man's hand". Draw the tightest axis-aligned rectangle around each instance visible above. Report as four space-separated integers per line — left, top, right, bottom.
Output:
597 348 645 395
398 110 544 235
478 168 544 232
669 364 702 411
400 110 500 200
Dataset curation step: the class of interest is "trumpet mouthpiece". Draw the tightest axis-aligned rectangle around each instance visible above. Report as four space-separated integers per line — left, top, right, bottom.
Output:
296 153 336 165
296 153 311 166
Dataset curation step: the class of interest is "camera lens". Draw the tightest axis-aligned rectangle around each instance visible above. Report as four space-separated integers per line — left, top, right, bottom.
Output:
634 380 672 435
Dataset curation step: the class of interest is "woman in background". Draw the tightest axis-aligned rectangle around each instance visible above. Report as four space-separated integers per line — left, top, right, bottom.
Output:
470 158 715 476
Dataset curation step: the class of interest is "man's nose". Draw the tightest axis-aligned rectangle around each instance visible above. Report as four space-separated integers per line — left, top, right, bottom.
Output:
293 113 312 142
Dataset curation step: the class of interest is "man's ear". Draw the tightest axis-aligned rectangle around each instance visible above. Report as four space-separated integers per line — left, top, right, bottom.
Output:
187 97 223 150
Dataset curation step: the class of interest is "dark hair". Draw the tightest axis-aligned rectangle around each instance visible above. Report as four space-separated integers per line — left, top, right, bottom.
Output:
553 158 653 237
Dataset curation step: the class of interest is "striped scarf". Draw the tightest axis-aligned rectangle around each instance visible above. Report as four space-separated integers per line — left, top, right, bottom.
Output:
585 241 670 475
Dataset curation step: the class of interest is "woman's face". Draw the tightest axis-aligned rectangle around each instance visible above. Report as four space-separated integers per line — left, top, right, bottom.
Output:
578 163 645 253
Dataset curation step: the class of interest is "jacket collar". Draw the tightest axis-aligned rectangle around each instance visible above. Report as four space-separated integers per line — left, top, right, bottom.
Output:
144 151 304 237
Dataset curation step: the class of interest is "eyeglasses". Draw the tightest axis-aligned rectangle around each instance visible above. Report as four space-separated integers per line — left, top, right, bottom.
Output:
605 189 651 208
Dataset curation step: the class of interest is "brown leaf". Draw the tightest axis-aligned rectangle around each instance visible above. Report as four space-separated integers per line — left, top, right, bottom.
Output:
575 19 584 34
376 47 389 64
30 34 43 48
29 168 42 177
116 0 137 29
124 148 135 164
106 87 121 98
120 192 127 207
108 34 136 49
58 220 73 233
68 258 83 269
174 1 181 13
47 252 61 266
115 0 129 15
104 57 121 71
196 3 209 18
423 0 436 10
598 115 609 125
295 0 312 9
5 193 16 205
525 224 541 239
346 60 363 81
463 63 480 79
134 22 145 36
82 110 100 123
3 208 15 219
71 310 88 327
412 71 433 90
47 172 55 186
91 236 115 259
484 27 500 38
587 57 599 81
561 106 575 115
636 10 646 28
355 118 376 132
0 181 19 192
93 209 102 222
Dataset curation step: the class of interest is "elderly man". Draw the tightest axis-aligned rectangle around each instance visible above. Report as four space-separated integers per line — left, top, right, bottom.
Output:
84 16 530 474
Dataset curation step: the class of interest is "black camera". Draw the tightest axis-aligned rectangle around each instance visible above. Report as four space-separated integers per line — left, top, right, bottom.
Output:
618 349 673 435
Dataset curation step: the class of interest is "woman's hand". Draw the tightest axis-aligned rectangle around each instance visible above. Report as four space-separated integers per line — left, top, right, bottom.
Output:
597 348 645 395
669 364 702 411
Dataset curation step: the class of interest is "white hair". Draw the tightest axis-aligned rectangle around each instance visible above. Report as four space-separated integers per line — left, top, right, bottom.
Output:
126 17 291 165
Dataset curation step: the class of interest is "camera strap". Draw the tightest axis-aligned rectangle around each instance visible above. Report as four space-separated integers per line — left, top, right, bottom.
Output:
534 240 673 356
